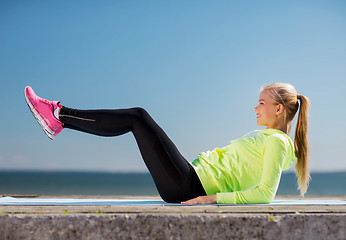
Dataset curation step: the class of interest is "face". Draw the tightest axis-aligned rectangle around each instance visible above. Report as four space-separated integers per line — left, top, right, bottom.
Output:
254 90 281 128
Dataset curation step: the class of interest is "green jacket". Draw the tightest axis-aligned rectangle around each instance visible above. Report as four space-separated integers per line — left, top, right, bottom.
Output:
192 129 296 204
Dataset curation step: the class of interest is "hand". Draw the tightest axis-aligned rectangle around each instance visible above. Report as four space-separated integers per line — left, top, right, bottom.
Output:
181 195 217 204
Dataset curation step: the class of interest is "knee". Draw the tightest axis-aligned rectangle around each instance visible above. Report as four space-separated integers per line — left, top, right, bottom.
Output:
131 107 148 116
130 107 150 121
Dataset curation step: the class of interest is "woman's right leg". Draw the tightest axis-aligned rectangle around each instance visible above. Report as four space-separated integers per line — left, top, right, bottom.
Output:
59 106 206 203
25 86 206 203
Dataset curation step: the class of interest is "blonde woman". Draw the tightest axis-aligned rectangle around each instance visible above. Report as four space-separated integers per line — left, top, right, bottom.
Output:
24 83 310 204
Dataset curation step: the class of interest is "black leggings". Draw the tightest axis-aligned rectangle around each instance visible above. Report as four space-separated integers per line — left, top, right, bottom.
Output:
59 106 206 203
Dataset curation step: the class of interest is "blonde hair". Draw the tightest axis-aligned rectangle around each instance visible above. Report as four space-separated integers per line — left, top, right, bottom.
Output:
262 83 310 196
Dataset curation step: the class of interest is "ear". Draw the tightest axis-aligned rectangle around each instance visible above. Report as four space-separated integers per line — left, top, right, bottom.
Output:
275 104 284 116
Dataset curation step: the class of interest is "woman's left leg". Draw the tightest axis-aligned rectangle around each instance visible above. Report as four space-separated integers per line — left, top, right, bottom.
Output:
24 86 206 203
59 106 206 203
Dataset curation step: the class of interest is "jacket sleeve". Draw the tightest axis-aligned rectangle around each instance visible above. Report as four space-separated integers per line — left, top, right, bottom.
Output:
216 135 288 204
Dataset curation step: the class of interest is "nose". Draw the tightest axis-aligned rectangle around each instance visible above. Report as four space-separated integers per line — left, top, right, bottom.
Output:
254 106 258 112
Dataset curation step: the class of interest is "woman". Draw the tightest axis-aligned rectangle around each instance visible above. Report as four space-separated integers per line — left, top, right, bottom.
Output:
24 83 310 204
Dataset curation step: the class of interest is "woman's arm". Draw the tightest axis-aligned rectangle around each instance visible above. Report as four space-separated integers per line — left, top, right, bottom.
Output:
181 195 217 204
182 135 289 205
217 135 288 204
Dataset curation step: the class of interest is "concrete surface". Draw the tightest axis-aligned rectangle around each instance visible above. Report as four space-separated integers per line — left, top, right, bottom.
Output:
0 195 345 240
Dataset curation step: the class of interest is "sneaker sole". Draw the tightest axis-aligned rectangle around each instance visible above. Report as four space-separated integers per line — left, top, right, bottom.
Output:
24 88 56 140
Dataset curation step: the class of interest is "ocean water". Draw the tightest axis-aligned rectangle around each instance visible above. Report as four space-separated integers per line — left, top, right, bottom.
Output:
0 171 345 196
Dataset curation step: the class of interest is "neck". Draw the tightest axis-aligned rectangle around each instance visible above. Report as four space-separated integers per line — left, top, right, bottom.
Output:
266 123 288 134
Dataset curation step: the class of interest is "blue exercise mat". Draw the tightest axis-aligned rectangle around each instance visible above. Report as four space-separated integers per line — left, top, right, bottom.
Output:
0 196 345 206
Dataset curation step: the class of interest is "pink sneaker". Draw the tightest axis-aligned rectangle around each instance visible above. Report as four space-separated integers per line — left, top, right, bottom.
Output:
24 86 63 139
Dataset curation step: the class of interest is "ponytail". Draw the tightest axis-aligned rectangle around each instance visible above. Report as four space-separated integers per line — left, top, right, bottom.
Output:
262 83 311 196
294 94 311 196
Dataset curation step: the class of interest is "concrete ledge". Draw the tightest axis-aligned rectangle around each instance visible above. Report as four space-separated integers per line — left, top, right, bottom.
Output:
0 195 345 240
1 214 345 240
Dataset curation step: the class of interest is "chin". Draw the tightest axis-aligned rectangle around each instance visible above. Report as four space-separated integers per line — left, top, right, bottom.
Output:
256 121 266 127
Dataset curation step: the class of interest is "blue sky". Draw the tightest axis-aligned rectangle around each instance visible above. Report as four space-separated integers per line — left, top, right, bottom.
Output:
1 0 345 172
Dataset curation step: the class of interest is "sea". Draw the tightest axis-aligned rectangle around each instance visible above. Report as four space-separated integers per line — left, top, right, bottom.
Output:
0 171 345 196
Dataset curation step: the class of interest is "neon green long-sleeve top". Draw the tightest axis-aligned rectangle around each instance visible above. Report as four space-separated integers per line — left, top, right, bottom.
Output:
191 129 296 204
